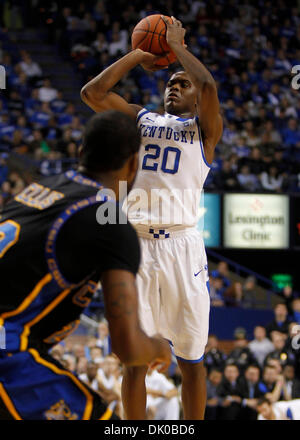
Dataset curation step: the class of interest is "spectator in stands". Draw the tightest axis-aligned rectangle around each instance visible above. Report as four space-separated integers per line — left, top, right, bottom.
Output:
50 343 65 362
79 361 99 391
241 276 258 309
239 364 264 420
226 327 258 373
108 31 128 57
205 368 223 420
285 323 300 378
209 276 225 307
238 147 265 177
29 102 53 129
237 165 260 192
257 396 300 420
204 334 227 374
96 320 111 357
76 356 88 376
50 90 67 114
260 164 284 193
258 365 285 403
261 120 282 150
282 118 300 149
265 331 296 370
217 363 242 420
38 78 58 103
248 326 274 368
282 364 300 401
224 281 243 307
97 355 121 407
291 299 300 325
7 90 24 116
241 121 262 148
61 353 76 373
213 159 241 191
210 261 231 290
58 102 76 127
277 285 299 316
266 303 292 339
0 153 8 186
89 346 104 365
18 51 42 82
146 369 180 420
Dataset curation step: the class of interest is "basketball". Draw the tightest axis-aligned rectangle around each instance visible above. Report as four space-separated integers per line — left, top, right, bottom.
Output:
131 14 178 67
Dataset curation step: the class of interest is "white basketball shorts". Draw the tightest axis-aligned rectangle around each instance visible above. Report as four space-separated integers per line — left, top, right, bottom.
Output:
135 226 210 362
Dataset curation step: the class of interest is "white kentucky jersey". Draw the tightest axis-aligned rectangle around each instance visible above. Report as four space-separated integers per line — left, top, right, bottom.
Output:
124 108 211 228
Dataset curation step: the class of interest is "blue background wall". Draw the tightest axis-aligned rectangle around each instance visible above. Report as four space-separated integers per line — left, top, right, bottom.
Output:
209 306 274 340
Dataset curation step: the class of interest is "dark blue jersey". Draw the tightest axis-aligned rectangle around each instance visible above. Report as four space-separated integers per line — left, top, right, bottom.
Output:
0 170 140 354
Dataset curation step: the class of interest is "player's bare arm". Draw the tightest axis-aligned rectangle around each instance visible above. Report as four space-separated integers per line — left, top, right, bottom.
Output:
80 50 165 118
101 269 172 370
162 15 223 163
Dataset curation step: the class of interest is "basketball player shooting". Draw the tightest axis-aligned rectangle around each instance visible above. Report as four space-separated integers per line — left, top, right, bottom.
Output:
81 16 223 420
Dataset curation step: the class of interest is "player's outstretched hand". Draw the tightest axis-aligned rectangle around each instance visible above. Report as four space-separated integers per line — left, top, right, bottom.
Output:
136 48 168 71
161 15 186 49
148 335 172 373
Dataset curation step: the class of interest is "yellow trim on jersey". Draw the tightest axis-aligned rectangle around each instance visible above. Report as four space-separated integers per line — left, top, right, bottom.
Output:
99 407 113 420
0 383 22 420
0 273 52 320
28 349 93 420
0 220 21 258
20 287 71 351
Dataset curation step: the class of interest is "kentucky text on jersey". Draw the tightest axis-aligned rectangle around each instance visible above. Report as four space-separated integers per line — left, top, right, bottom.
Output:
139 123 196 144
127 109 211 228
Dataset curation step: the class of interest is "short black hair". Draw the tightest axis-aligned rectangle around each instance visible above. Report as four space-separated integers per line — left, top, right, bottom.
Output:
257 397 271 407
80 110 140 172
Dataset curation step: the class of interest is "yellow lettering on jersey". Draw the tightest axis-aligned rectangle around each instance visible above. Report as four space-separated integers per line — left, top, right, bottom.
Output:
72 281 98 308
15 183 64 210
43 320 80 345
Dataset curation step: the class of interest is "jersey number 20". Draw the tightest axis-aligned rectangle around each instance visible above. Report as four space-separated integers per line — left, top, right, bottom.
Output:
142 144 181 174
0 220 20 258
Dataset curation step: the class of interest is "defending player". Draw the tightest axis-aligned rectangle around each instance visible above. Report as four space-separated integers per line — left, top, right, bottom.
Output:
0 111 171 420
81 17 223 419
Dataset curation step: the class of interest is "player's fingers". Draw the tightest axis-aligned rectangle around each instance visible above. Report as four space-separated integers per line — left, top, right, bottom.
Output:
160 15 169 26
171 16 182 27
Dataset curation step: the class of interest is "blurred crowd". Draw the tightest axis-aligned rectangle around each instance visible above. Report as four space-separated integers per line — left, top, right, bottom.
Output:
55 301 300 420
0 26 82 208
42 0 300 192
1 0 300 209
208 260 300 311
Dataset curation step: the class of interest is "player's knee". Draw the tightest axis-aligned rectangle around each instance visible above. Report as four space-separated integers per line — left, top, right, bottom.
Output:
178 360 206 381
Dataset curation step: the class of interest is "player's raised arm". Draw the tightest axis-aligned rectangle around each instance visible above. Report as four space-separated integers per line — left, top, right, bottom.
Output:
80 50 164 118
101 269 172 371
162 16 223 161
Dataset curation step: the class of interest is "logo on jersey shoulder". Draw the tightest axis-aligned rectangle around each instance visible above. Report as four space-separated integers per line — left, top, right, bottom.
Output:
44 400 78 420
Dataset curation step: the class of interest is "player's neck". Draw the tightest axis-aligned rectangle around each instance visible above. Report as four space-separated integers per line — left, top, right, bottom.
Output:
166 110 195 118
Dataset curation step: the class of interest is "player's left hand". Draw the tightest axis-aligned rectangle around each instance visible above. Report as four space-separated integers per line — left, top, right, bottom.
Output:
161 15 186 49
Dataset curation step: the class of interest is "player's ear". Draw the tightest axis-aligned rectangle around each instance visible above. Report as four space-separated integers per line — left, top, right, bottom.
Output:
127 152 139 182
